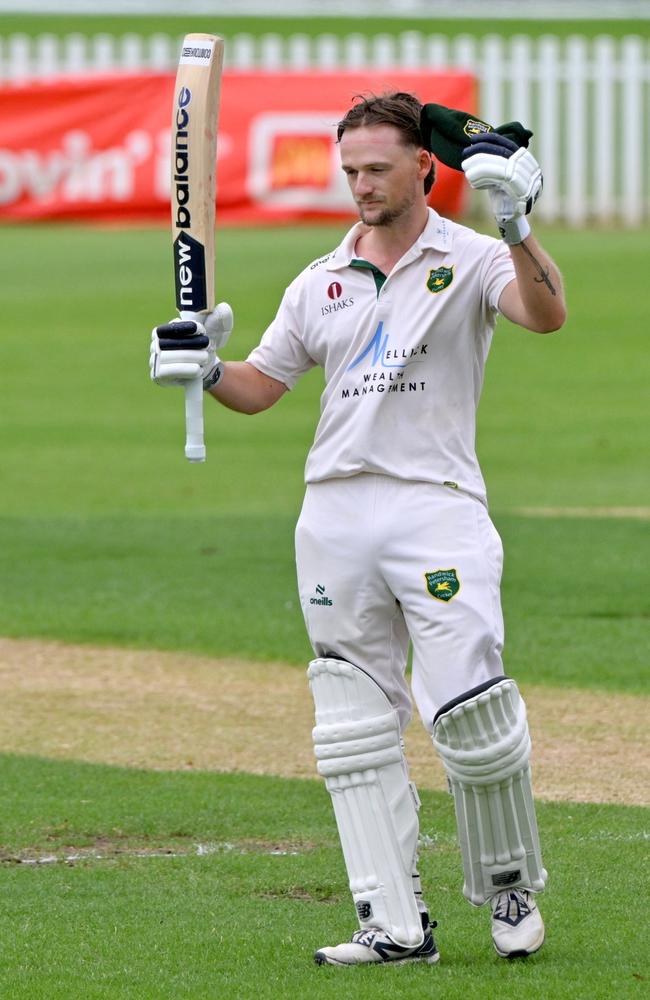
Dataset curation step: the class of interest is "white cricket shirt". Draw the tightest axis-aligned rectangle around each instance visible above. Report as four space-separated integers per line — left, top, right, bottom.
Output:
246 208 516 503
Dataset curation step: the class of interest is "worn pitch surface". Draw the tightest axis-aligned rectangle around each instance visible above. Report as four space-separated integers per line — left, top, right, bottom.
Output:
2 637 647 806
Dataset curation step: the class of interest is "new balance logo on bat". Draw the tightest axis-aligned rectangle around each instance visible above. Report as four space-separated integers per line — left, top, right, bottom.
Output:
173 232 206 312
172 84 208 311
173 86 192 230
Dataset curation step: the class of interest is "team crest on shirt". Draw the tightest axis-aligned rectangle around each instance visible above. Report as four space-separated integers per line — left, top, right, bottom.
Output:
426 266 454 294
425 569 460 602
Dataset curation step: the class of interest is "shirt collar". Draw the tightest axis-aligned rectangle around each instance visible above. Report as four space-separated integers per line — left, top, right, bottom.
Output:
326 208 452 271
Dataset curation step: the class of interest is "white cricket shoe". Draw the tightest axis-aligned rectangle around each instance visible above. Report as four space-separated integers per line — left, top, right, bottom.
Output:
491 889 545 958
314 916 439 967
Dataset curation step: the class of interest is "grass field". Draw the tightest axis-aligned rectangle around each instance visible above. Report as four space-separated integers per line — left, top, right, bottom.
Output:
0 224 648 681
0 219 648 998
1 757 647 1000
3 14 649 39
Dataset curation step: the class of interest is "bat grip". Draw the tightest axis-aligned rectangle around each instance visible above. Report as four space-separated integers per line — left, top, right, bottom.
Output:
184 377 205 463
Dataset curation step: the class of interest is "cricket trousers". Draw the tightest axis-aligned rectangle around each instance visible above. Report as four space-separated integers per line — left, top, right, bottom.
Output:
295 474 505 732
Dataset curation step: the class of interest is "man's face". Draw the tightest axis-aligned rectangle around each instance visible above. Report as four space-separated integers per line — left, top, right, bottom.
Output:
339 124 431 227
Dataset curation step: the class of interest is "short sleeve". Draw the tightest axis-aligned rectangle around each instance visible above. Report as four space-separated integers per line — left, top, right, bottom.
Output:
480 238 517 316
246 282 316 390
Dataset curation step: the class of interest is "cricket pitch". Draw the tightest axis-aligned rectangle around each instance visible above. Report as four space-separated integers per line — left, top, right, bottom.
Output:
0 637 647 806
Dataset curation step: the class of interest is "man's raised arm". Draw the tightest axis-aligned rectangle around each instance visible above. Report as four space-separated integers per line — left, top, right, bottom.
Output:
461 132 567 334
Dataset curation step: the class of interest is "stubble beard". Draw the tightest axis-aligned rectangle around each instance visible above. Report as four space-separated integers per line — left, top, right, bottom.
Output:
357 188 417 228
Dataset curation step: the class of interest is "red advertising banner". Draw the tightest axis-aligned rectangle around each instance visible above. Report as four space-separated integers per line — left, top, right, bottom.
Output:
0 70 475 224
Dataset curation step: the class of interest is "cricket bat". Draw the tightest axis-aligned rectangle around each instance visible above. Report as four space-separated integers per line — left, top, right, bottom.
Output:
170 32 224 462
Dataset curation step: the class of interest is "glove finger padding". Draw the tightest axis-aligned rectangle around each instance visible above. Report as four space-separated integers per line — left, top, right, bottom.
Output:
158 334 210 351
462 146 543 217
150 327 208 386
154 358 205 381
149 305 232 388
461 132 519 160
156 320 209 352
156 319 202 337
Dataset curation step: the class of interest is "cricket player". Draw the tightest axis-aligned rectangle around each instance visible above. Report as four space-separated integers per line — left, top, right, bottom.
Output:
150 92 566 966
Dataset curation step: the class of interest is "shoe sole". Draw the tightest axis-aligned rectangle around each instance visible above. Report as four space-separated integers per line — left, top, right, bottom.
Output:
494 934 545 959
314 950 440 967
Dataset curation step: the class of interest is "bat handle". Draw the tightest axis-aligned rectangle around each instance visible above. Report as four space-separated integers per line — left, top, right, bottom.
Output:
184 377 205 463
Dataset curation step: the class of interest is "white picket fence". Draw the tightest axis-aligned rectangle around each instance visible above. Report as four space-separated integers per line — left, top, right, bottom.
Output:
1 31 649 225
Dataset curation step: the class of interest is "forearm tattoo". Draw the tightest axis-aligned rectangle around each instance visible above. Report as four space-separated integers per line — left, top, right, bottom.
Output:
519 241 557 296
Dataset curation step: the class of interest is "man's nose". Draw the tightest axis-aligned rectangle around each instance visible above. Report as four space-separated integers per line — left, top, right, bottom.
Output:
354 172 373 195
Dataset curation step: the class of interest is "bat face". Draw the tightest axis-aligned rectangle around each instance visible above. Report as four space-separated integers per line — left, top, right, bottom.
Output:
171 34 224 315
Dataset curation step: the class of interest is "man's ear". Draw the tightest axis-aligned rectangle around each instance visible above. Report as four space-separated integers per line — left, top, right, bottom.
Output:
418 148 433 175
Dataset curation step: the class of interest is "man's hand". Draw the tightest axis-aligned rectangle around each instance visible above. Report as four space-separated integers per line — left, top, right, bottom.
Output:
461 133 543 244
150 302 233 390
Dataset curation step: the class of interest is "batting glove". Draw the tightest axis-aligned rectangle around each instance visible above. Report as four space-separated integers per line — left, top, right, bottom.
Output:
150 302 233 390
461 133 543 244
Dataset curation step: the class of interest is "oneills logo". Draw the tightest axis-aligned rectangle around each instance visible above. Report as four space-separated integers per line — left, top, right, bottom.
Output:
310 583 333 606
